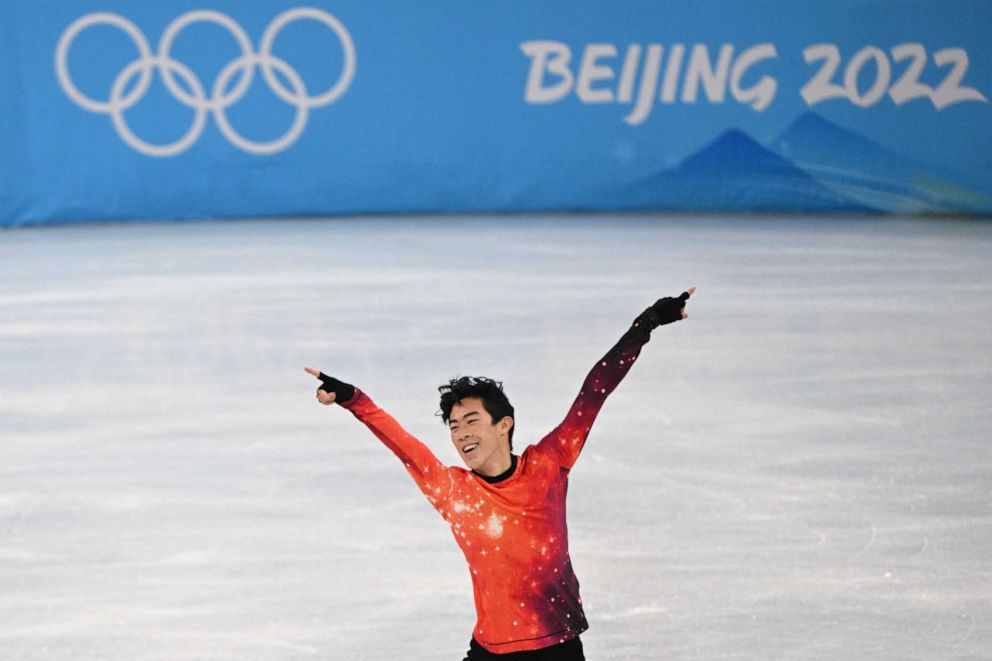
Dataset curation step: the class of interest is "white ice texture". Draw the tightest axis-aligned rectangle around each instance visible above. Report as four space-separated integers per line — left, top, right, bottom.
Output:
1 214 990 660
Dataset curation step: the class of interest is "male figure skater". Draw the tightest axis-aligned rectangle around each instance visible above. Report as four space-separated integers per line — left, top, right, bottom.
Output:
305 289 694 659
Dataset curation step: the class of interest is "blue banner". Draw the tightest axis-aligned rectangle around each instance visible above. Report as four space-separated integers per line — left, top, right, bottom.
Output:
2 0 991 226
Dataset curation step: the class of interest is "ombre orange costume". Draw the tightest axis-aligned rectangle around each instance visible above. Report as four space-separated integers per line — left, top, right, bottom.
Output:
312 293 691 654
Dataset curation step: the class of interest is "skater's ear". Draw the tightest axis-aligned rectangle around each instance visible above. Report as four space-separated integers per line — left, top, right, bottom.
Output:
496 415 514 436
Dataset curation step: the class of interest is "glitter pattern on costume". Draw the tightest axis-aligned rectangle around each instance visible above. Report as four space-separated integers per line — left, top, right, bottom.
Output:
341 313 655 654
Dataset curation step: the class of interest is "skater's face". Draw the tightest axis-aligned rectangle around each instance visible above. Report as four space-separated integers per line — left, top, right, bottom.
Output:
448 397 513 476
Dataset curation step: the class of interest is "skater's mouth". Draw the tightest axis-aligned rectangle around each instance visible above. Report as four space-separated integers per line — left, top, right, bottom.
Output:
461 442 480 455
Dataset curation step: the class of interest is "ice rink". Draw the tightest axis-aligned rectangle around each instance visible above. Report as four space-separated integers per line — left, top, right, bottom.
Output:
1 213 990 660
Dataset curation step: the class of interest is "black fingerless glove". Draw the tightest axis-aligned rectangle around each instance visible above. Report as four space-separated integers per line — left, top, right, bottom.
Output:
316 372 356 402
636 291 691 330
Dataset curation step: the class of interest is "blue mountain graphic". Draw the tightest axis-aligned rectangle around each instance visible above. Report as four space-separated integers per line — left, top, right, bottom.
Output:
772 112 992 214
622 129 873 212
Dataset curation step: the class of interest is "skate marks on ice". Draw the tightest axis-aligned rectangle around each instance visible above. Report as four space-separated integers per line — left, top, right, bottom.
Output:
564 342 991 660
1 214 990 660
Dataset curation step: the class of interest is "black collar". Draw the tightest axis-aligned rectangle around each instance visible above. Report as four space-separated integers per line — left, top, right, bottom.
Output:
473 454 518 484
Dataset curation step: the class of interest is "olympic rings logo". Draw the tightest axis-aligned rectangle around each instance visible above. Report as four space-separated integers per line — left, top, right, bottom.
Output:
55 8 356 157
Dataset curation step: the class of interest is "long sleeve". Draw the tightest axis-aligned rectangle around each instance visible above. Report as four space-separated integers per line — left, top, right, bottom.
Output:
537 311 656 470
341 390 454 508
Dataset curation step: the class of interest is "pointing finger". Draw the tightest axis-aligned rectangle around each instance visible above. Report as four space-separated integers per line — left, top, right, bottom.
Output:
304 367 321 379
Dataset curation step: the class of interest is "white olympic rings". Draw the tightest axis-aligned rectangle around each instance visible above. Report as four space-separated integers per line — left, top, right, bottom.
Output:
55 7 356 157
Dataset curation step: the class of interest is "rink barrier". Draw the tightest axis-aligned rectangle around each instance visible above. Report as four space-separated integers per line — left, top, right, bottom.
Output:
1 0 990 225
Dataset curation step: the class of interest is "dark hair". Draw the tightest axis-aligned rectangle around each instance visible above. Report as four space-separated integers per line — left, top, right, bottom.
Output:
438 376 515 450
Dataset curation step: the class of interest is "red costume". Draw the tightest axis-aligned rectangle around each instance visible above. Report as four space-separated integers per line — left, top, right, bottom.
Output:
339 315 655 653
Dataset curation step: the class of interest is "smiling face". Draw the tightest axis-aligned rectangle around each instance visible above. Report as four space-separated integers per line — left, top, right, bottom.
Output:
448 396 514 477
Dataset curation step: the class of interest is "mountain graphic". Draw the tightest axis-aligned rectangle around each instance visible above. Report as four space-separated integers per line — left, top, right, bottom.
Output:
771 112 992 214
621 129 874 212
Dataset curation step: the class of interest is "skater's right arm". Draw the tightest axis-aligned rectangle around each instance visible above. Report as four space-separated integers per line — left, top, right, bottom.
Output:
304 368 453 507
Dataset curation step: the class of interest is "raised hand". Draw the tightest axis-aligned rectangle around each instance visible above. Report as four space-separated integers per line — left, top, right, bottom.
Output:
304 367 356 405
647 286 695 327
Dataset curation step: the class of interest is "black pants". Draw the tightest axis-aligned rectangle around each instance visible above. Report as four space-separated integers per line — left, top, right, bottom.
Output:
463 637 585 660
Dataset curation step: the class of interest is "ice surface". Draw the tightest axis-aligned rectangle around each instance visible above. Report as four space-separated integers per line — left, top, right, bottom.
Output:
1 213 990 660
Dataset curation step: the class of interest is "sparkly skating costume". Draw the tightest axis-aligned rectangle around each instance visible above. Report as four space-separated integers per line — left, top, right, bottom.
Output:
333 298 686 654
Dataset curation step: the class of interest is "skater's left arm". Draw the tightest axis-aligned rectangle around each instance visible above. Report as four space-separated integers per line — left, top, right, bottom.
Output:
537 288 694 470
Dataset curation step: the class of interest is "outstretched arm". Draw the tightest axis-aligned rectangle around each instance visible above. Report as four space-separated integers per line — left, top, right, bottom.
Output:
537 288 695 470
304 368 453 508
